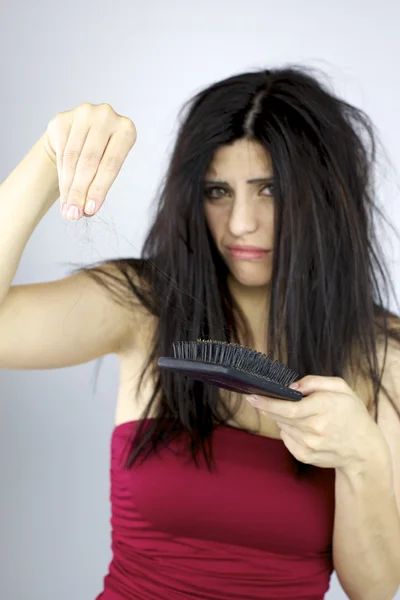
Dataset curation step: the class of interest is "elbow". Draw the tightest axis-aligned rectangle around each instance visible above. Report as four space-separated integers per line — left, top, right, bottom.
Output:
336 573 399 600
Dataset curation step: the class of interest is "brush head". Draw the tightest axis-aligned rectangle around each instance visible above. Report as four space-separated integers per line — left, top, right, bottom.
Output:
158 339 302 402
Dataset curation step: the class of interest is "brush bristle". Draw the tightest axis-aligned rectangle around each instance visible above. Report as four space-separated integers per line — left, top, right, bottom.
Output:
172 339 299 387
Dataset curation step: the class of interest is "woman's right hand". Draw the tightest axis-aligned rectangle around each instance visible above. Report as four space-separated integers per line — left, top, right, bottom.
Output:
42 102 137 220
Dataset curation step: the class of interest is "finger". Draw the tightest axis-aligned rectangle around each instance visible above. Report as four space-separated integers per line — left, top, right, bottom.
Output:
83 127 135 217
278 422 302 440
262 411 304 425
246 394 319 419
296 375 349 395
63 126 113 219
60 120 92 219
51 121 72 212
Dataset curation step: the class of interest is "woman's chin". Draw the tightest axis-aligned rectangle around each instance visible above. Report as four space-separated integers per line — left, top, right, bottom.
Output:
229 270 272 289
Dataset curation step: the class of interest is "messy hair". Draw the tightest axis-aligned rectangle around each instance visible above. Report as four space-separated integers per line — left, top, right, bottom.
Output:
73 65 400 476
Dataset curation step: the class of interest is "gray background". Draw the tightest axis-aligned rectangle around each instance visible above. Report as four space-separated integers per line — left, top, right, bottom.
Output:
1 0 399 598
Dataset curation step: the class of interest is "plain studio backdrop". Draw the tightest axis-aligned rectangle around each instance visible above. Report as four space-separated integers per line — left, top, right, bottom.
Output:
1 1 400 598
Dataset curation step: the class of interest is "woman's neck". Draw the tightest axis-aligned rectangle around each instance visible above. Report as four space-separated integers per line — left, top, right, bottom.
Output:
227 275 271 351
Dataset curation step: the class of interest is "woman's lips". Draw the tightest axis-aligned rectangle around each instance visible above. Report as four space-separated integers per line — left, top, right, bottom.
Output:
227 247 271 260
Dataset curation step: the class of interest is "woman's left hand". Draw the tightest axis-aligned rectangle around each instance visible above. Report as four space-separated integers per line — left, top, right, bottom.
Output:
246 375 384 471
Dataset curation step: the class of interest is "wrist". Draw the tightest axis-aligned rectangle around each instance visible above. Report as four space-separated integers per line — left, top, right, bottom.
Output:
39 131 57 168
1 134 60 214
337 422 392 481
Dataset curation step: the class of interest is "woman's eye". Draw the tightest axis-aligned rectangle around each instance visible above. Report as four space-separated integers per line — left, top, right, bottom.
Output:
204 184 274 200
204 187 226 200
262 183 275 196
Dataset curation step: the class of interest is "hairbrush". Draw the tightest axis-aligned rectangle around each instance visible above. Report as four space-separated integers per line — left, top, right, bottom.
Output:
157 339 302 402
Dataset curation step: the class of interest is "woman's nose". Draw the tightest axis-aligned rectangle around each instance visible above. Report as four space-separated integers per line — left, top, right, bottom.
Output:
228 201 258 237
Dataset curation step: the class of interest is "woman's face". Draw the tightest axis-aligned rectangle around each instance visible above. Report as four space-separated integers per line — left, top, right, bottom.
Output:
204 138 275 291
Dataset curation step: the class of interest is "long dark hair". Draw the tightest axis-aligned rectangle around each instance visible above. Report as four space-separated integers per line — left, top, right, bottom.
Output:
72 65 400 476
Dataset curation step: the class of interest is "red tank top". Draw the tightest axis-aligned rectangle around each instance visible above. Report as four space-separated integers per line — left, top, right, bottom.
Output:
96 418 335 599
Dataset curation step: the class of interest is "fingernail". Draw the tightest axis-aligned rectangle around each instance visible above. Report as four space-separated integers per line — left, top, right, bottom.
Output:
85 200 96 215
66 205 79 220
289 382 300 390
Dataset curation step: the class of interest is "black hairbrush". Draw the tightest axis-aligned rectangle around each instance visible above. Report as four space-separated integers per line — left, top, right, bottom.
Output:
157 339 302 402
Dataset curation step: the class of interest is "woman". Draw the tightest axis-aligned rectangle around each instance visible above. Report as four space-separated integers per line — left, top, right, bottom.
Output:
0 66 399 599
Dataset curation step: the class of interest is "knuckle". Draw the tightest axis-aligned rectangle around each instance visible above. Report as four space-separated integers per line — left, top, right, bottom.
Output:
103 154 119 171
80 101 93 110
64 150 80 166
82 151 102 167
98 102 114 111
87 184 105 201
96 103 115 119
304 436 314 449
310 422 323 436
119 117 137 141
68 187 85 203
76 102 93 116
305 436 318 451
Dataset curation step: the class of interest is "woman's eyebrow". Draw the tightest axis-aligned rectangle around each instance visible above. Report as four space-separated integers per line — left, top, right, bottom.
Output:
203 177 274 185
